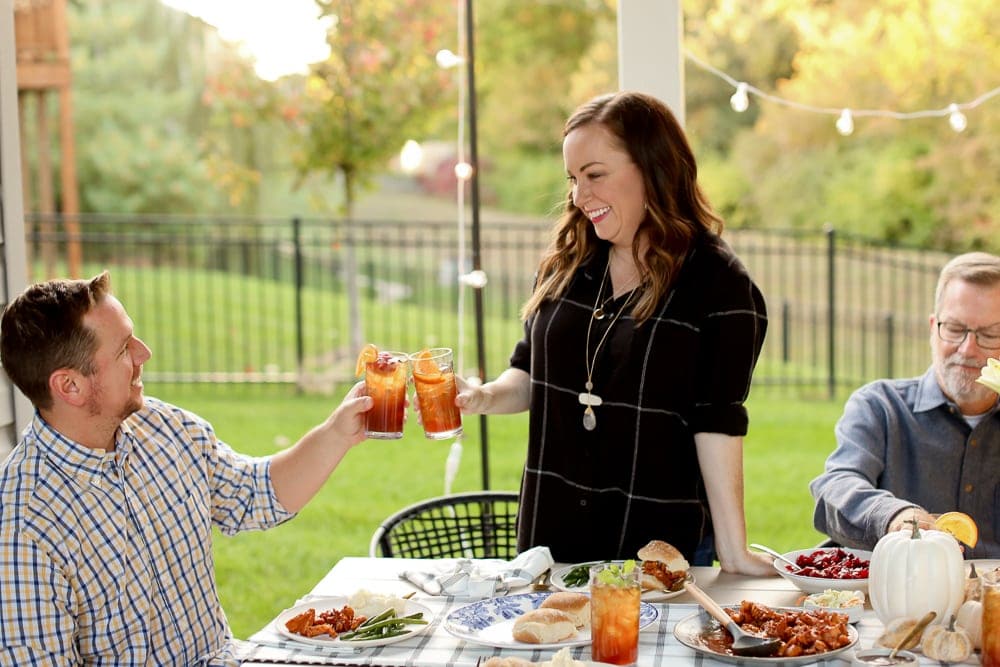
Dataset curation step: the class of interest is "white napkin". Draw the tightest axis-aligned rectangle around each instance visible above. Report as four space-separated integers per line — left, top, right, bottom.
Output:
399 545 554 598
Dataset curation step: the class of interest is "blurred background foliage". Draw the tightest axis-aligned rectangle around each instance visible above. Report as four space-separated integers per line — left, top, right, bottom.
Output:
60 0 999 250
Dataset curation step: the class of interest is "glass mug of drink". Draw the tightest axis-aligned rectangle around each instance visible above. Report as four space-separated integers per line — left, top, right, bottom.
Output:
410 348 463 439
360 349 409 439
590 561 641 666
984 569 1000 667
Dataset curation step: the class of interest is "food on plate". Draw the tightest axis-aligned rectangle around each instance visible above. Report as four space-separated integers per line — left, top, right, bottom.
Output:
483 647 585 667
802 589 865 610
284 604 367 639
540 592 591 629
347 589 411 616
637 539 690 591
792 548 869 579
511 608 578 644
704 601 852 658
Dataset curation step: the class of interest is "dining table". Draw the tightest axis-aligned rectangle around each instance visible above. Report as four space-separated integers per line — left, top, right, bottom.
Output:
238 556 980 667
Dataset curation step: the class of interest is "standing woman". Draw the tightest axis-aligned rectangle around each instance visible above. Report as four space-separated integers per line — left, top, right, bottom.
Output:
458 91 773 574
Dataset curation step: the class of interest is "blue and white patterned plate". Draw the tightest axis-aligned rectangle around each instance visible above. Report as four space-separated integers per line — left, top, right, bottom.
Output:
443 592 659 650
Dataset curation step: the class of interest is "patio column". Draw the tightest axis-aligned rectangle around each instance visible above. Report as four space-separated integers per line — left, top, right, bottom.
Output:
617 0 685 127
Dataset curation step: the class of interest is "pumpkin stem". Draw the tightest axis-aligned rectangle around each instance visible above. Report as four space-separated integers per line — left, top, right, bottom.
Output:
969 562 978 579
947 614 957 631
907 516 921 539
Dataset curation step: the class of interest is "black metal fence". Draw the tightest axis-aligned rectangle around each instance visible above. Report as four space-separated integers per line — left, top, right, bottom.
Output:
25 213 950 398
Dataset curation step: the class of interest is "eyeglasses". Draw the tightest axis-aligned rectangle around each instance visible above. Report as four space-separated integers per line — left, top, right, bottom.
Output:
936 321 1000 349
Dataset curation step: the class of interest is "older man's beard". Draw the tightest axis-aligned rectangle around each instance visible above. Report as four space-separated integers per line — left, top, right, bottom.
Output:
937 353 995 405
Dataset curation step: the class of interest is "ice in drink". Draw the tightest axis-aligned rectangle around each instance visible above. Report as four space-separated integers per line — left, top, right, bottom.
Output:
984 571 1000 667
410 348 462 439
590 562 641 666
360 348 408 439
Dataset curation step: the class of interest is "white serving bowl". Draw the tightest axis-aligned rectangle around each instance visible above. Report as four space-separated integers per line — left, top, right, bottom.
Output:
773 547 872 594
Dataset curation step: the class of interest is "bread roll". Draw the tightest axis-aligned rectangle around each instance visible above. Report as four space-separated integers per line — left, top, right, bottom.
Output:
637 539 689 572
511 608 577 644
540 592 591 629
483 658 537 667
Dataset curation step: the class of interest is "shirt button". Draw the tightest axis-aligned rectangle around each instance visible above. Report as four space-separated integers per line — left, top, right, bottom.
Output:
965 484 974 493
970 439 979 448
579 499 587 507
92 477 102 488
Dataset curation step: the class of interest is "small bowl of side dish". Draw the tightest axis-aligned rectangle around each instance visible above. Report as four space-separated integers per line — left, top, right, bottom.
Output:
802 589 865 623
774 547 872 594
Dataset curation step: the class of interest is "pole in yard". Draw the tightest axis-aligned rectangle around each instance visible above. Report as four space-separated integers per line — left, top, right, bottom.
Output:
464 0 490 490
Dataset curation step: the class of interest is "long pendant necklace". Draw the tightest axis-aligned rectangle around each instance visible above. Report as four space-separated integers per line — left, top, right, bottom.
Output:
579 256 639 431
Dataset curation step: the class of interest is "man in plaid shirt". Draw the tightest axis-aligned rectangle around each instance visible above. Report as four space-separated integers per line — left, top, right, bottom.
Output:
0 271 372 665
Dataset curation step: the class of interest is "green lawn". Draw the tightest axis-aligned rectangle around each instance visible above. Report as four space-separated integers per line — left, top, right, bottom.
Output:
152 383 845 639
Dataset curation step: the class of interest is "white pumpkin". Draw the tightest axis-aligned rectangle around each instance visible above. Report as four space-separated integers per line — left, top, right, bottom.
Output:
868 522 965 625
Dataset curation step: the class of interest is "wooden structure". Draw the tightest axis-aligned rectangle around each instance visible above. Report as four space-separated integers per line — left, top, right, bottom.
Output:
14 0 81 277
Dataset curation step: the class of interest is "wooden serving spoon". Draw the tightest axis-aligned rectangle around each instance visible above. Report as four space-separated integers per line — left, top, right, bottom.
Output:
683 582 781 657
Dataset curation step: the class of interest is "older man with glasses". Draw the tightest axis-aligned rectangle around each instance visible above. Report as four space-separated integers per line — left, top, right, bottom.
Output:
811 252 1000 557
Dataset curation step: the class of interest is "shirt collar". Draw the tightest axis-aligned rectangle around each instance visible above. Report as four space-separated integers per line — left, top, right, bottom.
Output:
914 365 1000 417
30 410 134 484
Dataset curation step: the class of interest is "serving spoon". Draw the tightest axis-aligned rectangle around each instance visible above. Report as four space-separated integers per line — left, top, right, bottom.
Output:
750 543 803 572
683 581 781 657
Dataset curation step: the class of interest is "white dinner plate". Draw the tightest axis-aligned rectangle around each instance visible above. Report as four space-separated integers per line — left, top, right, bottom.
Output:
275 596 433 648
443 591 659 650
551 560 694 602
672 607 859 664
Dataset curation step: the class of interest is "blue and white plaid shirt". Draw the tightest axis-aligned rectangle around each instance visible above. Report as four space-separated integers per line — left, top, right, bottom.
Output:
0 397 296 665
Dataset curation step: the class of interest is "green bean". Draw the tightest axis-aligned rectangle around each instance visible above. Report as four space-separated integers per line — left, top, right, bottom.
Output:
340 613 427 641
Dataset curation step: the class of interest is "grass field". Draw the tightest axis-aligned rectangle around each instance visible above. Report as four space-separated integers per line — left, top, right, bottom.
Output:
152 383 847 639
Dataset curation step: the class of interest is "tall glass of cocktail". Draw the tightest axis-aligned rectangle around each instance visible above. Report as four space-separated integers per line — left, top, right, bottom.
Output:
356 345 409 439
590 561 641 666
410 348 462 439
984 570 1000 667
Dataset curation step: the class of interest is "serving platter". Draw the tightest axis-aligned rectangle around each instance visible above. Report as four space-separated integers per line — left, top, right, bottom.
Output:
275 596 433 648
443 591 659 650
552 560 694 602
672 607 859 665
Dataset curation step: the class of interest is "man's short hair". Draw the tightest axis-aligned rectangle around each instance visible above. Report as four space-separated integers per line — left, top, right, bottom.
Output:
934 252 1000 315
0 272 112 409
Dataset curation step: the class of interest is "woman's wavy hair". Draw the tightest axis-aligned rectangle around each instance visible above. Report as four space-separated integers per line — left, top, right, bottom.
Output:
521 91 723 326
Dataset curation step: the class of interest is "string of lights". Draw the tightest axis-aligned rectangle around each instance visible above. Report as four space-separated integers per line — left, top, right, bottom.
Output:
686 50 1000 136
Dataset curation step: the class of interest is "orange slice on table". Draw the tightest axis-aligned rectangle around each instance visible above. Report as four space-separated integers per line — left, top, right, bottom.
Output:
355 343 379 378
934 511 978 548
411 349 444 383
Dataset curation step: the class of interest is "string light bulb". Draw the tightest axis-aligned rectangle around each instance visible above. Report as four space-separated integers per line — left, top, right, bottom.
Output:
399 140 423 173
435 49 463 69
836 109 854 136
948 103 967 132
454 161 473 180
730 82 750 112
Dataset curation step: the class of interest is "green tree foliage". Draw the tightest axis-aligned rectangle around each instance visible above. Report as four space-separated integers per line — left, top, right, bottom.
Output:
296 0 455 217
68 0 221 214
709 0 1000 248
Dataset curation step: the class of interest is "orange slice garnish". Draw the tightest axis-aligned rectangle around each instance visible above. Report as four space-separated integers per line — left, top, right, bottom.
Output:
934 511 978 548
355 343 378 378
411 349 444 383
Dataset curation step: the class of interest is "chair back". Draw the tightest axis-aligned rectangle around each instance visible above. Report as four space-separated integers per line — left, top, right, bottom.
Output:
369 491 519 558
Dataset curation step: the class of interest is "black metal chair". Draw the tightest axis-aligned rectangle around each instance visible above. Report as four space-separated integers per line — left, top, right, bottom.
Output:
368 491 519 558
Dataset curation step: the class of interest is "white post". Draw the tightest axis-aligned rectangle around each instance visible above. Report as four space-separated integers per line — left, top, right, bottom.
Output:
617 0 685 127
1 0 32 444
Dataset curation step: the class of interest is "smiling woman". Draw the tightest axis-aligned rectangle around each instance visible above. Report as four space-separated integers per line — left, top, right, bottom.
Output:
160 0 332 80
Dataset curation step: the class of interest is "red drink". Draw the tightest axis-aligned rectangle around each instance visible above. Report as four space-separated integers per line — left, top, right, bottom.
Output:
363 351 408 439
984 571 1000 667
590 563 641 666
411 348 462 439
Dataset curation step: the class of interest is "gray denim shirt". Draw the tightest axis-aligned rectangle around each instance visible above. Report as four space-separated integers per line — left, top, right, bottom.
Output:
810 366 1000 558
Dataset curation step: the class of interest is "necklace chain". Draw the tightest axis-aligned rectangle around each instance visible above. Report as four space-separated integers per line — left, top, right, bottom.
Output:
580 254 639 431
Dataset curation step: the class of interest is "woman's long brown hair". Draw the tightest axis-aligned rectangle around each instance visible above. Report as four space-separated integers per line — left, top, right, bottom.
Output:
521 91 724 326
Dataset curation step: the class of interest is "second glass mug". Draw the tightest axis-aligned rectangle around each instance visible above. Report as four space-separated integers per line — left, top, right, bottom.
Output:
362 350 409 439
410 347 463 439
